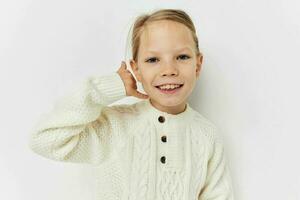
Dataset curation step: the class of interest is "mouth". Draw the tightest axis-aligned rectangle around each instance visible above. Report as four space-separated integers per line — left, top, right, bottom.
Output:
154 84 184 94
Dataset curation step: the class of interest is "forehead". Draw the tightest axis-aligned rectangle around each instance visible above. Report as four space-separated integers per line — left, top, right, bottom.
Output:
139 20 194 54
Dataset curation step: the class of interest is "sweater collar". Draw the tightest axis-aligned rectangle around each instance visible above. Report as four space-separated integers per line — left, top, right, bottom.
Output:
140 98 194 122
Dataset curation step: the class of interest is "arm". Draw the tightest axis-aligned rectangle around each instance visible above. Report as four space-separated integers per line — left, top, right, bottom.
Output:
198 133 235 200
28 72 127 165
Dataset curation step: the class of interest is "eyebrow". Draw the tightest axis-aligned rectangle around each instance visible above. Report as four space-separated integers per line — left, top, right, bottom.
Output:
146 47 193 54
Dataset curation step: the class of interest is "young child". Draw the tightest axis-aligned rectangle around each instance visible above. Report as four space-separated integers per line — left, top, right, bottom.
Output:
28 8 234 200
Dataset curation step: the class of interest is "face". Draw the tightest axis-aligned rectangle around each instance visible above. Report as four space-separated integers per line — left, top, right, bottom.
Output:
130 20 203 114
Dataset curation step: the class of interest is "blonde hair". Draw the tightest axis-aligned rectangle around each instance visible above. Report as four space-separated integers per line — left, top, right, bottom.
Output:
126 8 201 62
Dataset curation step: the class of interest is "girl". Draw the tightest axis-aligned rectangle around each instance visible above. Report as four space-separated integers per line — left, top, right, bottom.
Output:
29 8 235 200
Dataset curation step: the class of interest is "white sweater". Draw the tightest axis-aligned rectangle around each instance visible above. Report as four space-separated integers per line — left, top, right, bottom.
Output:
28 72 235 200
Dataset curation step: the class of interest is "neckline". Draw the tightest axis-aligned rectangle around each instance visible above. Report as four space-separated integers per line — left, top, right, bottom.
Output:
141 98 194 121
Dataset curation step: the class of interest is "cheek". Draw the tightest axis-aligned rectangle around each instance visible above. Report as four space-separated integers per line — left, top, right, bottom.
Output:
140 69 155 84
138 75 153 90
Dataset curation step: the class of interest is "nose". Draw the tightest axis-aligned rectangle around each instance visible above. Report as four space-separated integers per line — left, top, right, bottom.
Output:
160 61 179 77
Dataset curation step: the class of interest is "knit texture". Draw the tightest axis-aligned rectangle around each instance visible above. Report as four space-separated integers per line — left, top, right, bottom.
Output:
28 72 235 200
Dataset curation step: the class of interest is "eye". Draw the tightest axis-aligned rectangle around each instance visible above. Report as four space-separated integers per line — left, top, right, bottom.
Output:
145 57 159 63
177 54 190 60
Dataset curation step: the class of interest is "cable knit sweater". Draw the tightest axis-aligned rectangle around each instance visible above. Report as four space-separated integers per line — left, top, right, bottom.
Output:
28 72 235 200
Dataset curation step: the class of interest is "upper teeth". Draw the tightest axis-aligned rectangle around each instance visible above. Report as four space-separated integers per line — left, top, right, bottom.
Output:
158 84 181 89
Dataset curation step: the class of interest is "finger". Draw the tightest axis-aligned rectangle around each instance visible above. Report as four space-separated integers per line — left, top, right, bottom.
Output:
121 61 127 69
134 90 149 99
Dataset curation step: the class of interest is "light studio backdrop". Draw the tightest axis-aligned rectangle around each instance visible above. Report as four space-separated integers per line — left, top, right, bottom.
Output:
0 0 299 200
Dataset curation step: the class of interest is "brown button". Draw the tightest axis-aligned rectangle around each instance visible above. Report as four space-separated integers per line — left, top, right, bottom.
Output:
160 156 166 164
161 135 167 142
158 116 165 123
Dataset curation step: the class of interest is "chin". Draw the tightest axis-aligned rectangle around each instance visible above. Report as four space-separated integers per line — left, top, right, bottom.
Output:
155 97 185 106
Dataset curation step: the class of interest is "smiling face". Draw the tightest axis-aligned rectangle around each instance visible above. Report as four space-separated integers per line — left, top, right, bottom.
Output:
130 20 203 114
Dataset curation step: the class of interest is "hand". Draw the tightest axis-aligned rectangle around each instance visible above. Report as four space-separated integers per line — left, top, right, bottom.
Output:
117 61 149 99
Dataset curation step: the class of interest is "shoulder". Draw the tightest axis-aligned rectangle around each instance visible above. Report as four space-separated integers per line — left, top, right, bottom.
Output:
93 102 142 130
191 111 220 145
94 102 139 123
101 101 142 118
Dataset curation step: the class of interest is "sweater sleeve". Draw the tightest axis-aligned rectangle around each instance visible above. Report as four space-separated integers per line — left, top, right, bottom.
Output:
28 72 127 165
198 133 235 200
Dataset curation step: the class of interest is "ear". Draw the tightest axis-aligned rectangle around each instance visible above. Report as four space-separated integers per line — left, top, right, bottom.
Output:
130 59 142 82
196 52 203 79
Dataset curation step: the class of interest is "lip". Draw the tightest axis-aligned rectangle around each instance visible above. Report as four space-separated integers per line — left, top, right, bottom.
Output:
155 84 184 94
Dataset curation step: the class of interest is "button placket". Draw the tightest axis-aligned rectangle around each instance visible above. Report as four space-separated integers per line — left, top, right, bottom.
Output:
158 115 167 164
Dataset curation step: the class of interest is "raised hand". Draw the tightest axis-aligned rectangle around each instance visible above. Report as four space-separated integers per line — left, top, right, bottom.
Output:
117 61 149 99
